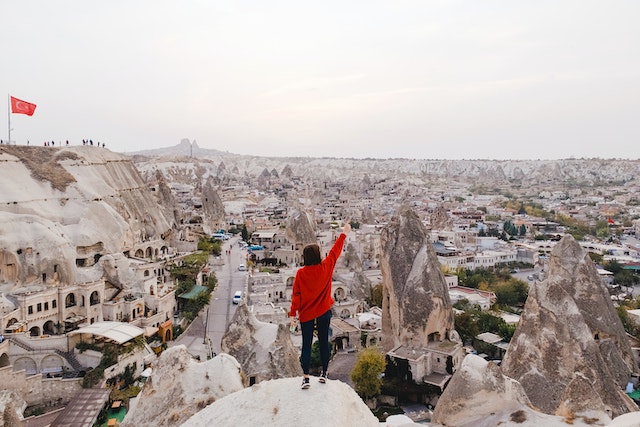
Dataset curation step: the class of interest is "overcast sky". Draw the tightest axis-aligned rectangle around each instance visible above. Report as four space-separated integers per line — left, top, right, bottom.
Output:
2 1 639 159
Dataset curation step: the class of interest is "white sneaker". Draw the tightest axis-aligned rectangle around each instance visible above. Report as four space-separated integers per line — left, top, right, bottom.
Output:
301 377 310 389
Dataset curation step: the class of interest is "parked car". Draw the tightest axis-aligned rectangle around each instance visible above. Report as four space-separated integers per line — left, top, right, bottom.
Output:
232 291 242 304
238 264 246 271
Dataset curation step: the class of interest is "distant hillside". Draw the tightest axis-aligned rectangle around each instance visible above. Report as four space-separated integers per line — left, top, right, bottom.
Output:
129 138 229 158
128 140 640 190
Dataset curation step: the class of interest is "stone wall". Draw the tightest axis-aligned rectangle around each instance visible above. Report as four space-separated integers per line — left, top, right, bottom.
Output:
0 366 82 406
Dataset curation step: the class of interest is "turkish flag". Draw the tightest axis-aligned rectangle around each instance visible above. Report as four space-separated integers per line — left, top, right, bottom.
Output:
10 96 37 116
608 217 614 224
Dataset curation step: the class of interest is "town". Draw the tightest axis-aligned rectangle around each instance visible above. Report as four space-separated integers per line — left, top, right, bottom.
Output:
1 141 640 426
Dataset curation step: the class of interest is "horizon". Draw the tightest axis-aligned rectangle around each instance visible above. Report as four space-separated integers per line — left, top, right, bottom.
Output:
3 1 639 160
131 140 640 162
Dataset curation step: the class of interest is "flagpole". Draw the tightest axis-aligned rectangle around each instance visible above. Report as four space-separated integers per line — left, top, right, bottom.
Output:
7 94 10 144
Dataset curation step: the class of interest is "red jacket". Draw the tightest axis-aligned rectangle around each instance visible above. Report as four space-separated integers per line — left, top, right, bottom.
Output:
289 233 346 323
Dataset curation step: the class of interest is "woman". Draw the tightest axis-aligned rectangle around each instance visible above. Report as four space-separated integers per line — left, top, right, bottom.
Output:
290 221 351 389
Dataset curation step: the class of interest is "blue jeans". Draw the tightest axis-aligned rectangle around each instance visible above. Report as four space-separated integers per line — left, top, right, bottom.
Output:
300 309 332 375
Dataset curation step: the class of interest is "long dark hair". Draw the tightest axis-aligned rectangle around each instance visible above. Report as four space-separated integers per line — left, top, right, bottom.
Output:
302 244 321 266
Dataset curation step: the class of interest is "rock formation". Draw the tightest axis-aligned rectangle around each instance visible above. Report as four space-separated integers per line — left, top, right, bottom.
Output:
432 355 613 427
0 146 174 287
181 377 380 427
221 302 301 384
501 235 638 418
285 209 317 248
153 169 180 226
0 390 26 427
120 346 243 427
429 205 452 231
201 176 226 233
380 206 457 351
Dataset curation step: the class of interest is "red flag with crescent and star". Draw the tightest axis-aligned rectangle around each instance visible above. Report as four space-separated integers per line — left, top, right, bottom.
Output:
10 96 37 116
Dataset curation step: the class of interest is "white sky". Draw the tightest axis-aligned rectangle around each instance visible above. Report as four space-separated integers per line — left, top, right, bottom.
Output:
2 1 639 160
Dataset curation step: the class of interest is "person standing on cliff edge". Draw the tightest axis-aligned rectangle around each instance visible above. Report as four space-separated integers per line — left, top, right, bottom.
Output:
290 220 351 389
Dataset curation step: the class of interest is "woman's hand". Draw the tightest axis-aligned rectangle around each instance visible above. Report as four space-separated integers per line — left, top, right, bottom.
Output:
343 220 352 234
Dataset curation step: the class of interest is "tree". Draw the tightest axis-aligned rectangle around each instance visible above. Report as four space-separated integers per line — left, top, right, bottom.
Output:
368 284 383 308
454 311 479 343
351 348 386 398
519 224 527 236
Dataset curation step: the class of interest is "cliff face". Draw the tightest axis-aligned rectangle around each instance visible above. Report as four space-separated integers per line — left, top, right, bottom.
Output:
0 146 174 287
501 235 638 418
379 205 455 351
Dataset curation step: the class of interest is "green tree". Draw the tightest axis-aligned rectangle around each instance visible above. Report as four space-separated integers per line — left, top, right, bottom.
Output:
454 311 479 343
351 348 386 398
368 284 383 308
616 306 640 339
241 224 249 241
595 219 610 238
494 280 529 306
497 322 517 341
198 237 222 256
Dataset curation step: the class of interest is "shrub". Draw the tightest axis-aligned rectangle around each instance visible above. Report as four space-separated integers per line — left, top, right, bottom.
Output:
351 348 386 398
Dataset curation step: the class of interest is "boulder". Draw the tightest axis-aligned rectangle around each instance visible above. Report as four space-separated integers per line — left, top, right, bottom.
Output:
181 377 380 427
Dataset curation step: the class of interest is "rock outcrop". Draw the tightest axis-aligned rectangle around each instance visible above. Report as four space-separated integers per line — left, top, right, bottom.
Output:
181 377 380 427
501 235 638 418
432 355 613 427
0 146 174 287
201 176 226 233
380 206 457 351
120 346 243 427
0 390 26 427
285 209 317 248
429 205 452 231
221 302 300 384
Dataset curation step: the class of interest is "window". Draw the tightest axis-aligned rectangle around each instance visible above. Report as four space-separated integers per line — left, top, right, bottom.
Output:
28 306 33 314
44 302 49 310
52 300 57 309
37 303 42 312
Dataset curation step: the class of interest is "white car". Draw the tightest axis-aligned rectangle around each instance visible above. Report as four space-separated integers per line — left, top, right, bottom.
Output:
238 264 246 271
232 291 242 304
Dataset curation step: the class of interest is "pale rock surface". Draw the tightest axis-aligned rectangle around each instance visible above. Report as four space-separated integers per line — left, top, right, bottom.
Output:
153 169 181 226
285 209 317 247
379 206 457 351
99 253 138 290
0 146 173 287
181 376 380 427
431 355 640 427
221 302 301 384
501 235 638 418
120 346 243 427
200 176 225 233
428 205 452 231
340 243 372 302
0 390 26 427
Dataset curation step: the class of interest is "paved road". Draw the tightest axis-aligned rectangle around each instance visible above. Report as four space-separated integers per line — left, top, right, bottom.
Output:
207 237 247 355
171 236 248 359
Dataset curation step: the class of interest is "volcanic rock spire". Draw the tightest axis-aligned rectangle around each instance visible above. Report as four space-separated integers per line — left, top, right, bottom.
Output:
380 205 457 352
501 235 638 418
